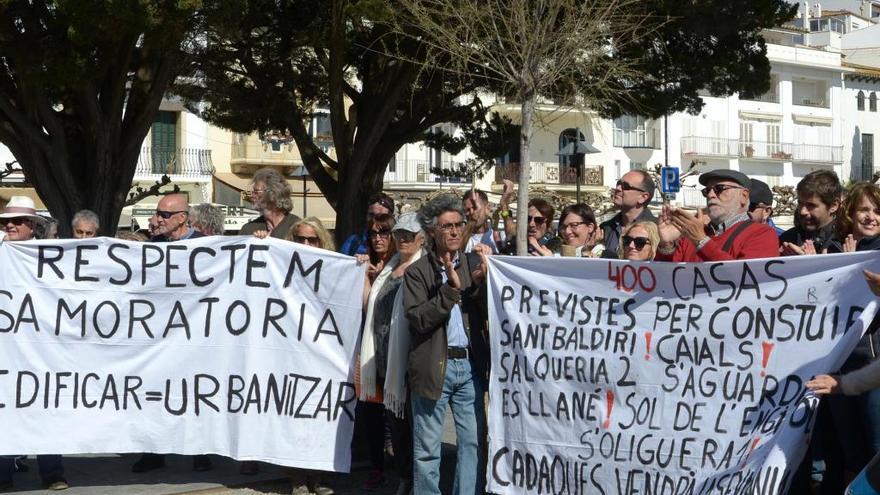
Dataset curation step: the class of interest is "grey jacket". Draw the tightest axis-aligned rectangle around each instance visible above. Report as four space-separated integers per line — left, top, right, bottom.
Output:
403 251 488 400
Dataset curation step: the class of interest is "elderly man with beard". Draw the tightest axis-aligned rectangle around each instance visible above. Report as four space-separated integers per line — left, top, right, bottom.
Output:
0 197 68 491
655 169 779 261
240 168 300 239
148 194 203 242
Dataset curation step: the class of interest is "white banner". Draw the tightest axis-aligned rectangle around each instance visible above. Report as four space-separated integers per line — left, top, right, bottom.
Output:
0 236 364 472
487 252 880 495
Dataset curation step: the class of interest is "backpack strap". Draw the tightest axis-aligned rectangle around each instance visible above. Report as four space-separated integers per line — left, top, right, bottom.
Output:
721 220 754 252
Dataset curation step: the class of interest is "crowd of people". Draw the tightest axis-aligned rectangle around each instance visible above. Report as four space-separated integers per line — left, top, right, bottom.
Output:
3 163 880 495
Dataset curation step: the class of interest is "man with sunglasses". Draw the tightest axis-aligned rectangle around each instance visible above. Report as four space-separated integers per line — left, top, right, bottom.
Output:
600 170 657 258
148 193 203 242
403 194 489 495
655 169 779 261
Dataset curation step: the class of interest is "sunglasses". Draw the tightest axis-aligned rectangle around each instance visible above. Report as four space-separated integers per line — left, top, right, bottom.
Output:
155 209 187 219
622 235 651 250
293 235 321 245
393 231 417 243
5 217 31 226
368 229 391 239
616 180 646 193
528 216 547 225
701 184 744 198
749 203 770 212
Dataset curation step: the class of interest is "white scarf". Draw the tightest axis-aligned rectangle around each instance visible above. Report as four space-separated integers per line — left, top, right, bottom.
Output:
358 249 423 404
383 249 423 416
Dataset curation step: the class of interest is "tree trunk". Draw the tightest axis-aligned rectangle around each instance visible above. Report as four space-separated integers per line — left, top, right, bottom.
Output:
333 160 387 247
516 91 536 256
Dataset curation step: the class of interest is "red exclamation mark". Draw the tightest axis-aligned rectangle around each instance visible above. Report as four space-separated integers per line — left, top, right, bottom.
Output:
760 341 775 377
603 390 614 429
741 438 761 467
644 332 653 360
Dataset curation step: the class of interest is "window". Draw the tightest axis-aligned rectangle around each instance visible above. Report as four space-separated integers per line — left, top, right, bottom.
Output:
871 92 878 112
863 134 874 181
858 91 866 111
792 79 829 107
613 115 656 147
745 74 779 103
151 111 178 174
388 154 396 173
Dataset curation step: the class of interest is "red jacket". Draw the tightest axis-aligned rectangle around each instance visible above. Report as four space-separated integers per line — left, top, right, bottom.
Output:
656 220 780 262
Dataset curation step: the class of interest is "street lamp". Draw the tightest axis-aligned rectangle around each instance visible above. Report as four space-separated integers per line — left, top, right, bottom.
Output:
556 135 600 203
291 166 309 217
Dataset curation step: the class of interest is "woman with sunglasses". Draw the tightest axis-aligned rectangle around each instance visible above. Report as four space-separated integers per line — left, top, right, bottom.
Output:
558 203 603 257
284 217 335 251
357 212 425 494
521 198 562 256
352 212 398 490
617 221 659 261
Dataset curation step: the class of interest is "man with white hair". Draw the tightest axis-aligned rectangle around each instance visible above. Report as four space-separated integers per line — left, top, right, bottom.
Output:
0 196 68 491
656 169 779 261
71 209 99 239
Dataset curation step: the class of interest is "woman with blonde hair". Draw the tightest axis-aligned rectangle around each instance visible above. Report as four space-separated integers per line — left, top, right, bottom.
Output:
285 217 335 251
617 221 660 261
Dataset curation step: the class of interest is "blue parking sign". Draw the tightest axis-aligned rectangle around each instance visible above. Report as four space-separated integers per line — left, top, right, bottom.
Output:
661 167 680 193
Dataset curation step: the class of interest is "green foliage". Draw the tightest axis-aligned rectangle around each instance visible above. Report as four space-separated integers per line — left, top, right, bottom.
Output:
590 0 799 118
0 0 201 233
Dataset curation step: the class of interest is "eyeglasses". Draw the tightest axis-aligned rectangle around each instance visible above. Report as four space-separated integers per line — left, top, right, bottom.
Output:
749 203 770 212
701 184 744 198
393 231 417 243
622 235 651 250
438 221 467 232
5 217 30 226
293 235 321 246
528 216 547 226
616 180 646 193
368 229 391 239
155 210 187 219
561 221 586 231
249 188 266 195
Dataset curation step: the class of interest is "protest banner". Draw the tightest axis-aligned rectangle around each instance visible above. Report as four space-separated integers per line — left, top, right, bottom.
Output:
487 252 880 494
0 236 364 472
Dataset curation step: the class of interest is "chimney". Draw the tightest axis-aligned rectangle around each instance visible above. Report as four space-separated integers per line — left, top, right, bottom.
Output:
813 2 822 17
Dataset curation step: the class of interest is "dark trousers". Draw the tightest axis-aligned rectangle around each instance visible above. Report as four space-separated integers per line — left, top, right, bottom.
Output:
390 396 413 481
357 401 386 471
0 455 63 484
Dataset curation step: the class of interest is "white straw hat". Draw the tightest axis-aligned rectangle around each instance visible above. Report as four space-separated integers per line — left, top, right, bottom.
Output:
0 196 44 221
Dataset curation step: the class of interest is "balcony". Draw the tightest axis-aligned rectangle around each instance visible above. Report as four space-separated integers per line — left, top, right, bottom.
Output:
739 141 791 160
135 147 213 178
493 162 604 186
791 143 842 164
681 137 842 164
230 142 301 175
681 136 738 157
613 127 661 149
383 159 473 185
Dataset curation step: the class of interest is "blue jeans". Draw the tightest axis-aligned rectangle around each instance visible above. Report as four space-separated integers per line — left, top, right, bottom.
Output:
412 358 485 495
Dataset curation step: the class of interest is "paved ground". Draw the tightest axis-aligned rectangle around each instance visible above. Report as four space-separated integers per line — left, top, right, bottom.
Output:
4 410 460 495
